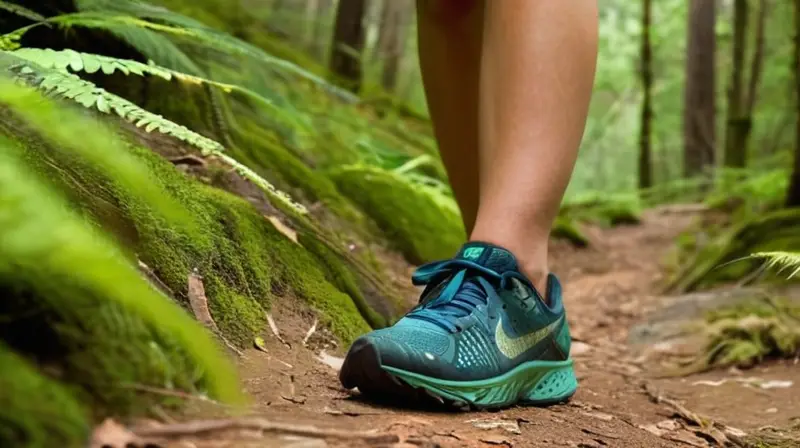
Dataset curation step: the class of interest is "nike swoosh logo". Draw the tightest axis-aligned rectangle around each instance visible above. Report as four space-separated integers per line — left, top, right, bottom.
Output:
495 315 564 359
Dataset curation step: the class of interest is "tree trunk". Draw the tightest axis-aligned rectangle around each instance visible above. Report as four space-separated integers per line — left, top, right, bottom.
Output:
723 0 749 168
742 0 768 151
330 0 367 93
304 0 320 51
683 0 717 178
786 0 800 207
310 0 333 62
639 0 653 189
376 0 411 93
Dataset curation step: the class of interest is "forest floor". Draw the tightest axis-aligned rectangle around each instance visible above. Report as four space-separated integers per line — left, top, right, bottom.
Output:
98 207 800 448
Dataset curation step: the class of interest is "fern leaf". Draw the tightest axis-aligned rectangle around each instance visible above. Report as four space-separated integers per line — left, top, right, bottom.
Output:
0 1 46 22
3 53 306 214
751 252 800 278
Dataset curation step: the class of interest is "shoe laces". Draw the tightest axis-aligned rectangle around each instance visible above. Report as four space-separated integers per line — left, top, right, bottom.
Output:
407 259 529 333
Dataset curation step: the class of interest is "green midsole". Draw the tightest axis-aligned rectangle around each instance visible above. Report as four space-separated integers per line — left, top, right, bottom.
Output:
383 358 576 406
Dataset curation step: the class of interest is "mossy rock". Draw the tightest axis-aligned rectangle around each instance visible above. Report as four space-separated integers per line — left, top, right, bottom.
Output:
88 144 375 345
551 216 590 247
560 194 642 227
329 165 466 265
667 208 800 293
0 343 90 448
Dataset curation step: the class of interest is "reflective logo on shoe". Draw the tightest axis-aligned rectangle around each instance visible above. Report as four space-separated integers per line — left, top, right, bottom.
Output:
462 247 484 260
495 315 564 359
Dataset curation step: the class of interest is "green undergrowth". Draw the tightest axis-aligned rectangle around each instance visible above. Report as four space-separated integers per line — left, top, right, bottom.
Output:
690 298 800 373
0 79 384 445
330 164 467 264
551 216 590 247
38 136 373 346
0 344 89 448
0 135 240 447
560 192 642 227
667 209 800 292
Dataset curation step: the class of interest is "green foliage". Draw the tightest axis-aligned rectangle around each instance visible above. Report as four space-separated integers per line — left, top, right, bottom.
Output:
330 165 466 265
704 167 789 213
2 49 307 214
560 192 642 227
751 251 800 278
0 1 45 22
667 209 800 292
0 343 89 448
0 77 186 225
700 298 800 370
551 217 590 247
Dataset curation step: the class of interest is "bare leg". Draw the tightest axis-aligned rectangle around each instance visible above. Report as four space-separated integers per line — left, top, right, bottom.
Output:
471 1 598 291
416 0 484 234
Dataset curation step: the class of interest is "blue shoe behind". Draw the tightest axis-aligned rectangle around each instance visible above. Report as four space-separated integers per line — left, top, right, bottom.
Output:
339 242 577 410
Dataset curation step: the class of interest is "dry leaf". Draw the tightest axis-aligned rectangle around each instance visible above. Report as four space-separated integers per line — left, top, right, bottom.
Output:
266 215 299 244
187 270 218 331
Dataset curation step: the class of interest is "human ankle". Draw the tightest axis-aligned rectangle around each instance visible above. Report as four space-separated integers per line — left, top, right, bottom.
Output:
467 234 549 298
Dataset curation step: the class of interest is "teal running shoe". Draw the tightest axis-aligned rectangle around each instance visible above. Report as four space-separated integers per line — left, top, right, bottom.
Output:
339 242 577 410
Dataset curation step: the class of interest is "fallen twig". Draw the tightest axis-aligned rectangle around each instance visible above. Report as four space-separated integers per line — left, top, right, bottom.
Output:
120 384 227 407
133 417 399 444
302 318 318 347
640 383 746 447
266 312 291 348
137 260 174 297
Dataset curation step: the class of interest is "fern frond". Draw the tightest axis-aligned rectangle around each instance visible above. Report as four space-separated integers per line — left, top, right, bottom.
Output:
2 53 307 214
0 1 46 22
27 66 224 155
6 9 356 101
11 48 277 111
750 252 800 278
12 47 172 79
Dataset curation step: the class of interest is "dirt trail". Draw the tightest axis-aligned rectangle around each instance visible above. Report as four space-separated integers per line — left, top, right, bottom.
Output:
152 208 799 448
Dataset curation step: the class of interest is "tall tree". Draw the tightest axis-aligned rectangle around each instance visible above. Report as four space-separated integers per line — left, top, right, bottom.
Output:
330 0 367 93
639 0 653 189
786 0 800 206
376 0 412 93
310 0 333 62
683 0 717 178
723 0 748 168
723 0 767 168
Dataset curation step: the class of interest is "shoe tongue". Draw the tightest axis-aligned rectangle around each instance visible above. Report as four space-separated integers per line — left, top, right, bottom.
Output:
455 242 519 273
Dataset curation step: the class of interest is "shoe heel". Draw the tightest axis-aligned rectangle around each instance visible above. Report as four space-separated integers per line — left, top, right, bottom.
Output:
523 363 578 404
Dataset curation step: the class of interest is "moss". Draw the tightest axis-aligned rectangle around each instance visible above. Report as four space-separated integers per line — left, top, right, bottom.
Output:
0 136 242 421
551 216 590 247
228 114 371 232
667 209 800 293
330 165 466 265
0 343 90 448
560 193 642 227
298 231 390 328
113 145 372 344
689 298 800 372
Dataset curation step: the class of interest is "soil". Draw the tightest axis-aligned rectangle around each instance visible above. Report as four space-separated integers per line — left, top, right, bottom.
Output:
101 205 800 448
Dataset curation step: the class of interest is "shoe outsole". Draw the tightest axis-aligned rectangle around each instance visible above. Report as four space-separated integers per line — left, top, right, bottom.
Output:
339 339 577 411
